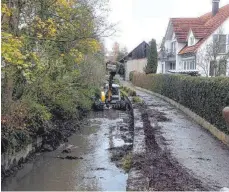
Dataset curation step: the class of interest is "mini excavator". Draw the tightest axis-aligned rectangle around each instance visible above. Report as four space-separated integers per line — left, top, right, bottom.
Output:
93 62 128 110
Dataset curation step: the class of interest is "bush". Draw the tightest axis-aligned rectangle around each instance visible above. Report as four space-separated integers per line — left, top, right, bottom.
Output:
132 96 142 103
121 86 136 97
132 90 137 96
131 72 229 134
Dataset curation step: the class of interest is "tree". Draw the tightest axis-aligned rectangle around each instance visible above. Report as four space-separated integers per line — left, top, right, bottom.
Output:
196 28 229 77
1 0 114 152
145 39 158 74
116 47 128 62
108 42 120 62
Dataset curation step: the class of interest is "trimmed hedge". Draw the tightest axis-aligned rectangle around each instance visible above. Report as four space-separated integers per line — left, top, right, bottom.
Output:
131 72 229 134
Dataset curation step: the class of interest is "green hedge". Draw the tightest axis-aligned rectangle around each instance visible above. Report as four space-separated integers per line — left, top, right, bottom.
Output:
131 72 229 134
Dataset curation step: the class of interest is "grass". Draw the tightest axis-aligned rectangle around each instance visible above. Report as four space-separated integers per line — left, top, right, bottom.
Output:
121 86 137 97
121 153 132 172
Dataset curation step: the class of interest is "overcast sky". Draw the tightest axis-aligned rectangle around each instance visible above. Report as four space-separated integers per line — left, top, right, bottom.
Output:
104 0 229 52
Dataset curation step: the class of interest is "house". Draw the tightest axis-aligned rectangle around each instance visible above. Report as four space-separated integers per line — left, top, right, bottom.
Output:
158 1 229 76
119 41 149 80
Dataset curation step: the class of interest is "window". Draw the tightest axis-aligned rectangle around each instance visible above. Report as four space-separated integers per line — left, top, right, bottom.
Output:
171 41 176 53
190 61 195 69
218 60 227 76
170 62 175 70
189 37 194 46
210 61 215 76
219 35 226 53
183 60 196 70
213 34 227 53
210 60 227 76
112 87 119 95
184 61 187 70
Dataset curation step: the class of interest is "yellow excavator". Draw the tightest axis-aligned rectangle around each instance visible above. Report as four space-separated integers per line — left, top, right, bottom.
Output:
93 62 129 110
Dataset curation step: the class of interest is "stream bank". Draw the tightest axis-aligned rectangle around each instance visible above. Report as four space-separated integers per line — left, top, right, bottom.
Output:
1 117 83 181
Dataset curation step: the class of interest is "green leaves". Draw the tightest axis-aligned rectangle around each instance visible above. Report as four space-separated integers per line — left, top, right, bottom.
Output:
1 0 110 152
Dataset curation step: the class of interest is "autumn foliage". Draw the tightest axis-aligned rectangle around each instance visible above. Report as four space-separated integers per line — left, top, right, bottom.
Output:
1 0 113 152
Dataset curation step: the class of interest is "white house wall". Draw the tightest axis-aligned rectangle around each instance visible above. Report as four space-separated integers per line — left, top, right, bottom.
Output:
176 42 186 70
165 40 172 50
125 58 147 80
196 17 229 76
157 60 163 73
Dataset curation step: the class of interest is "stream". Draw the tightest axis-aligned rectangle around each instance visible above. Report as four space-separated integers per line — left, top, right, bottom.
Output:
2 109 133 191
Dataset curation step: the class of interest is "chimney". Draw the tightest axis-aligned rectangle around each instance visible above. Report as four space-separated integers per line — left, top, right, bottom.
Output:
212 0 220 16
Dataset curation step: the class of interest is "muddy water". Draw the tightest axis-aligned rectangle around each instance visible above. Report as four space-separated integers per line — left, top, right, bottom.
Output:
2 109 131 191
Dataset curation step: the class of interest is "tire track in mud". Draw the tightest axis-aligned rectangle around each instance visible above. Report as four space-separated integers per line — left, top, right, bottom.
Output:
131 104 210 191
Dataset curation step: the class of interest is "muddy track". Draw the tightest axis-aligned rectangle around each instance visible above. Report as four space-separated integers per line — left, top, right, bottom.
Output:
131 104 209 191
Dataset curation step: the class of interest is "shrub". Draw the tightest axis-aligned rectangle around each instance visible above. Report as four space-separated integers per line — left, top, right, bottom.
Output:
132 96 142 103
132 90 137 96
131 72 229 134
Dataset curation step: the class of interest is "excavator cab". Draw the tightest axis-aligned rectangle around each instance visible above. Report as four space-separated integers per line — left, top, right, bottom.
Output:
104 83 121 105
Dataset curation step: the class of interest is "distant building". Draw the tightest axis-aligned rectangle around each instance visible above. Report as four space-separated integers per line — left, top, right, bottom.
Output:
119 41 149 80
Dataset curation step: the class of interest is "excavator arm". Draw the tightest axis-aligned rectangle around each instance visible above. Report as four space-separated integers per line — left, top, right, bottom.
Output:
106 62 120 103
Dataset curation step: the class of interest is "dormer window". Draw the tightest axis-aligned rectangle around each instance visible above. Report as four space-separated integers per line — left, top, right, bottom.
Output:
190 37 195 46
187 30 196 46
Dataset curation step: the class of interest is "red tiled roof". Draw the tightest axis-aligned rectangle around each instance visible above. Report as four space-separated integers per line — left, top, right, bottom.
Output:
171 4 229 55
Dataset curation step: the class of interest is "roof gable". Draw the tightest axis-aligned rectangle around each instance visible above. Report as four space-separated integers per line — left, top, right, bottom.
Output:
119 41 149 62
172 4 229 43
186 29 195 42
176 4 229 54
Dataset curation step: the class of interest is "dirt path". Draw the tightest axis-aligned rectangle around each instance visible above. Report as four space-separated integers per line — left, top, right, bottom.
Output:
128 103 209 191
125 82 229 191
